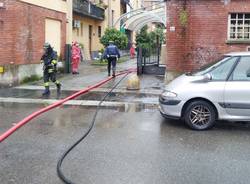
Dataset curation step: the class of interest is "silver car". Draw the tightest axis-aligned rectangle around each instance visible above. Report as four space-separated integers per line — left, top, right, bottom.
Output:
159 52 250 130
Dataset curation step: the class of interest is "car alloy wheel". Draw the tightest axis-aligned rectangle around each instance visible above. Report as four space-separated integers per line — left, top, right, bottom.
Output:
184 100 216 130
189 105 211 126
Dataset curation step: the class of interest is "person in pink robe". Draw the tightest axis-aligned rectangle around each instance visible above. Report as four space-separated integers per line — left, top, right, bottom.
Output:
71 41 81 74
130 44 135 59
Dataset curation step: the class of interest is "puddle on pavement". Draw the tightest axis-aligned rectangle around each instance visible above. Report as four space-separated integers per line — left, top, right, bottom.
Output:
75 91 159 102
0 88 159 103
61 102 158 113
0 99 159 113
0 87 160 115
122 103 158 112
0 88 75 99
0 102 45 109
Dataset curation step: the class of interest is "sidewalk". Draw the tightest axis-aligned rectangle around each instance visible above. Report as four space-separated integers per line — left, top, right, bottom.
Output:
0 59 165 107
16 58 165 95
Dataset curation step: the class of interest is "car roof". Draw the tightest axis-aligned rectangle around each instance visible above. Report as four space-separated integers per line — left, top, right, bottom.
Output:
224 52 250 56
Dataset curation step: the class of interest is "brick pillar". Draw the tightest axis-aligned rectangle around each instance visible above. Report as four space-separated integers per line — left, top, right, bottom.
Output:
165 0 188 82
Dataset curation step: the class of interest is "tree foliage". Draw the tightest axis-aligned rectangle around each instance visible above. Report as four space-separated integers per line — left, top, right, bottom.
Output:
100 28 128 49
135 25 165 57
155 27 166 44
135 25 151 49
136 25 165 50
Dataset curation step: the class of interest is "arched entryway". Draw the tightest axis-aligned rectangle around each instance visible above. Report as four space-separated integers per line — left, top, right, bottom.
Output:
114 3 166 75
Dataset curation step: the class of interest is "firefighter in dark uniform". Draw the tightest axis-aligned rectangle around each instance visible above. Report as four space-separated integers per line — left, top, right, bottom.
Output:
41 43 61 96
103 40 120 77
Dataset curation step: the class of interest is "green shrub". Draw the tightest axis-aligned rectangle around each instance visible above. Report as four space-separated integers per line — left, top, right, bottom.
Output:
136 25 166 57
21 75 42 84
100 28 128 49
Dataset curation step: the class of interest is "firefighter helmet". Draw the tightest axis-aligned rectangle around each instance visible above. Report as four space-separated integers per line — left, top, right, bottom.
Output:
43 42 51 49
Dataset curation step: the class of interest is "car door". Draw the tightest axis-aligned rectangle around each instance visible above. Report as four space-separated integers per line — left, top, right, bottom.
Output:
204 56 239 106
224 56 250 118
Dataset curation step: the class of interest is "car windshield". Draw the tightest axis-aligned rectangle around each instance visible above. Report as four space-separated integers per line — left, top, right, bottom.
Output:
188 56 231 76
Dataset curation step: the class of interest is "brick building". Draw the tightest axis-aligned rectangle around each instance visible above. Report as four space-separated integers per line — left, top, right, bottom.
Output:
166 0 250 81
0 0 69 86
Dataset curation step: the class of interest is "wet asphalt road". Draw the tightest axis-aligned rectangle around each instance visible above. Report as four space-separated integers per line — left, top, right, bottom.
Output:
1 104 250 184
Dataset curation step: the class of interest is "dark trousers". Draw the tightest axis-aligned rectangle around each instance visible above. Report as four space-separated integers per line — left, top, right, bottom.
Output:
44 71 57 84
107 57 117 74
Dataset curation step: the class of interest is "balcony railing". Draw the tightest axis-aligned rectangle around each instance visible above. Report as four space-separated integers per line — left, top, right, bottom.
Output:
121 0 130 5
73 0 105 20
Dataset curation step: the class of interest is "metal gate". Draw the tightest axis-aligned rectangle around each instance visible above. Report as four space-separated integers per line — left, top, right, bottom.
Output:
137 45 165 75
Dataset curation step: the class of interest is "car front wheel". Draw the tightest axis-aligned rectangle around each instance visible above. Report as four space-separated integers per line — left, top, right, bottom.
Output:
183 100 216 130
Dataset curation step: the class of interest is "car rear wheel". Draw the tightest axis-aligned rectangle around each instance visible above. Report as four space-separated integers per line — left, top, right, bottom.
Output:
183 100 216 130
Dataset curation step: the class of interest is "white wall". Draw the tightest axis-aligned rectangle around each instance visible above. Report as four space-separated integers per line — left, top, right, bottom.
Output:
45 19 62 56
20 0 67 13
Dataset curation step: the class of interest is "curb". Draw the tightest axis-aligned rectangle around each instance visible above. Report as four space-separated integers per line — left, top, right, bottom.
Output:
14 86 162 95
0 97 159 109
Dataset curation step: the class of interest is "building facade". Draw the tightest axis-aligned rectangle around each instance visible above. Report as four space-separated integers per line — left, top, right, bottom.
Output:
72 0 132 60
166 0 250 81
0 0 70 86
72 0 106 60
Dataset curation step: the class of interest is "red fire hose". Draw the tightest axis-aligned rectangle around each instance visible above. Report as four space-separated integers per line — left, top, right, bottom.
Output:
0 69 136 143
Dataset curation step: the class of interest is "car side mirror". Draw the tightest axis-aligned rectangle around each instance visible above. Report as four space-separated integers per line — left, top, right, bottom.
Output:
203 73 212 81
